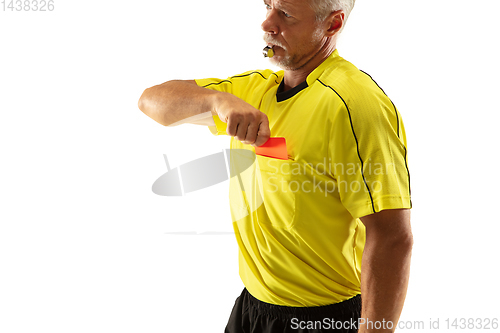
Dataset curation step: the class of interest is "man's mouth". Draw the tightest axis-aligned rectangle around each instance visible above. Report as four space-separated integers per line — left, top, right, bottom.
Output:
267 44 285 54
263 37 285 50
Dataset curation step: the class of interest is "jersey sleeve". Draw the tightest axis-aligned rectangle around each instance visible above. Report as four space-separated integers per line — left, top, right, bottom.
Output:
195 70 277 136
328 85 412 219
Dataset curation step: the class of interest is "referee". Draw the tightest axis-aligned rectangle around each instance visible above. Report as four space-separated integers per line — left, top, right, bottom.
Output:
139 0 413 332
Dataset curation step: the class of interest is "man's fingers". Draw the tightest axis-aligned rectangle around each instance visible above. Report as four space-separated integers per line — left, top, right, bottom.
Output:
218 104 269 145
235 120 250 142
242 120 260 144
225 114 238 137
252 116 271 147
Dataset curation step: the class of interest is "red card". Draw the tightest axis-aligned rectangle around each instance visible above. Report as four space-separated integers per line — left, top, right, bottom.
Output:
254 137 288 160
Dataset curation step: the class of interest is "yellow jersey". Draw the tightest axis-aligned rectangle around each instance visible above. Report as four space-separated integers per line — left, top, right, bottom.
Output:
195 49 411 307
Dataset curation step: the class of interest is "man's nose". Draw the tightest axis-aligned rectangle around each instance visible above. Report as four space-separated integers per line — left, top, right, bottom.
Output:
261 10 279 35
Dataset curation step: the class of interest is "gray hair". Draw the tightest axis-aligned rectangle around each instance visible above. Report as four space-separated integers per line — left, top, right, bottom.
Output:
309 0 356 23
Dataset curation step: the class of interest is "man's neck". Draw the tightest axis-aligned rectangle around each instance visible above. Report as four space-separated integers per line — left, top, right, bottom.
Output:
282 41 337 91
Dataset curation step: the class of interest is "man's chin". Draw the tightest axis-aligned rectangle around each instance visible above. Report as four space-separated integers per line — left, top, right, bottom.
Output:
269 56 297 71
268 56 281 67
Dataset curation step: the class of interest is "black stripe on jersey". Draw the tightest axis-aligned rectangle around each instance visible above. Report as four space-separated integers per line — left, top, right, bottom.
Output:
230 71 280 81
204 72 279 89
360 70 412 203
202 80 232 88
317 79 376 214
359 70 400 139
403 146 412 208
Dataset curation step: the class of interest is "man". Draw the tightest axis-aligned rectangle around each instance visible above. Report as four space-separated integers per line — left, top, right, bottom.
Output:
139 0 413 332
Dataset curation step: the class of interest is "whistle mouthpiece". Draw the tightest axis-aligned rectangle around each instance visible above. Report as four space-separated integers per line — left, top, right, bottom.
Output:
263 46 274 58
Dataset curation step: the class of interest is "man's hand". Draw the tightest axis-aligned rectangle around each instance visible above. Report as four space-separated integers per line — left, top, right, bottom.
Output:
212 92 270 147
358 208 413 333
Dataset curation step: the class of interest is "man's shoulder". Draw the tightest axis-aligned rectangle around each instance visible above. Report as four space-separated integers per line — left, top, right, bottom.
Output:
319 58 376 92
316 58 388 107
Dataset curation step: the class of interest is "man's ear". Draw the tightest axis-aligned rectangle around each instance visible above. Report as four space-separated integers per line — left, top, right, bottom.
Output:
325 10 344 36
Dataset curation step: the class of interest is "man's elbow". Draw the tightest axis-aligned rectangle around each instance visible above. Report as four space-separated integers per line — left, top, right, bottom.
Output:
138 88 169 126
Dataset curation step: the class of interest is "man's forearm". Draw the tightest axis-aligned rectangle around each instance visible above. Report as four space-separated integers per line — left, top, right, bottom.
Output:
138 80 218 126
359 236 413 333
138 78 272 146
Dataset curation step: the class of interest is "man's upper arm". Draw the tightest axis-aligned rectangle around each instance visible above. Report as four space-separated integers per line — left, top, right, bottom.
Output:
360 209 412 244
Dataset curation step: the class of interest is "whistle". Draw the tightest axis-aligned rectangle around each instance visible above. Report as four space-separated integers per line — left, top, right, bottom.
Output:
263 45 274 58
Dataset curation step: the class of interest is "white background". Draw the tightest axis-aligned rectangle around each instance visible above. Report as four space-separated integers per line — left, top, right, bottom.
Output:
1 0 499 332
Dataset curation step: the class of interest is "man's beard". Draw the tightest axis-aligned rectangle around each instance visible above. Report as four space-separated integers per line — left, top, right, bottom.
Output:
272 50 309 71
263 28 324 71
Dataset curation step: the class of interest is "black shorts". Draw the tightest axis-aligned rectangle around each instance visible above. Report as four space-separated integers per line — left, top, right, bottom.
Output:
225 288 362 333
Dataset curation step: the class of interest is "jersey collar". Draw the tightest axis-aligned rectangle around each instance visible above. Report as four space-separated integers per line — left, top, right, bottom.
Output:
276 80 308 102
